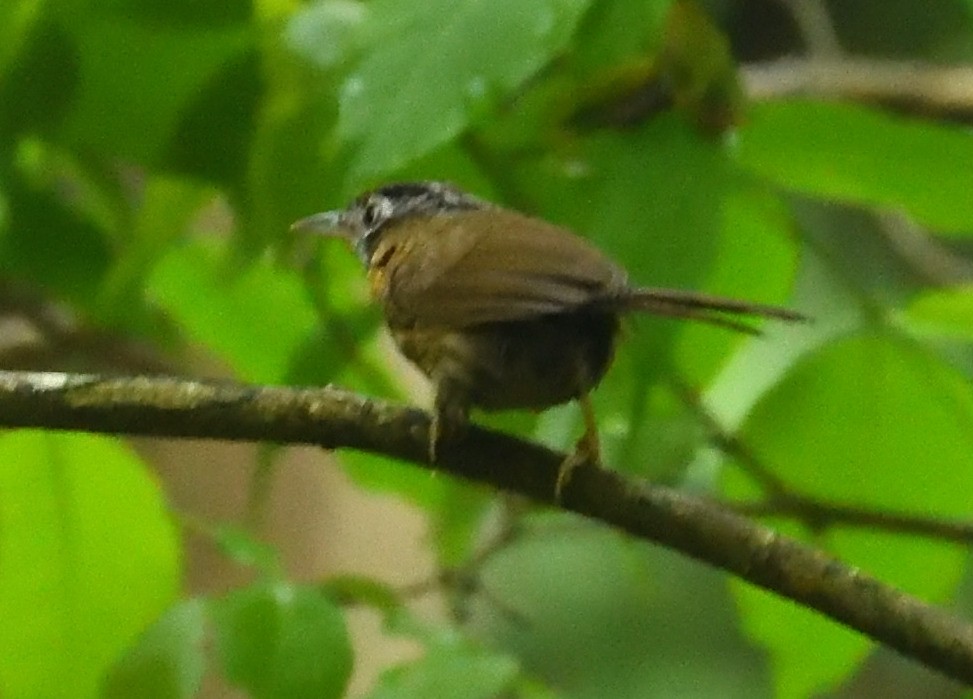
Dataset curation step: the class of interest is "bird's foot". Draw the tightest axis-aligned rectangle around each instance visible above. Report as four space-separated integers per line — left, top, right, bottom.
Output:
554 432 601 504
428 402 468 463
555 404 602 501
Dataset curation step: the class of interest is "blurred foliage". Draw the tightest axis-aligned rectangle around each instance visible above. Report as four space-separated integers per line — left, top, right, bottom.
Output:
2 0 973 696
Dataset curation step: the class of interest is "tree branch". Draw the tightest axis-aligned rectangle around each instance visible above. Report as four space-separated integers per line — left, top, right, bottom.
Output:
1 369 972 685
743 58 973 122
677 381 973 544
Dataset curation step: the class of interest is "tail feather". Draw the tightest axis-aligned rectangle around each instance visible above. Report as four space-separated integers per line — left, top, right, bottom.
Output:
608 287 807 333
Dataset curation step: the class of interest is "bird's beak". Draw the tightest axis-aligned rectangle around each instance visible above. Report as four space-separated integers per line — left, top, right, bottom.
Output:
290 211 351 239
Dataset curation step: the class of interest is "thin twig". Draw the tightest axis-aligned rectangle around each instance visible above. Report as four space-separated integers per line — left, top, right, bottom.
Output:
735 497 973 545
674 381 789 496
678 381 973 545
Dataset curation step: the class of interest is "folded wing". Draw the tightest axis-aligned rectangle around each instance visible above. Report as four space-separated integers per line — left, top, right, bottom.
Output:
385 209 625 327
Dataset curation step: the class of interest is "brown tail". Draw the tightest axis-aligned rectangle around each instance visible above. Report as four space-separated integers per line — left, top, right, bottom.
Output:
609 287 807 334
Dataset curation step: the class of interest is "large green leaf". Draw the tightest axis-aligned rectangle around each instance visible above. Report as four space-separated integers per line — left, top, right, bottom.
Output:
0 0 44 83
730 333 973 695
59 16 250 165
0 431 180 699
97 175 215 325
147 239 318 383
367 614 519 699
733 583 868 699
212 581 352 699
102 600 206 699
337 0 592 181
163 50 262 188
477 522 771 697
570 0 671 73
284 0 368 70
675 185 799 382
517 115 732 289
900 284 973 342
735 100 973 234
1 165 113 304
0 17 78 138
243 88 342 253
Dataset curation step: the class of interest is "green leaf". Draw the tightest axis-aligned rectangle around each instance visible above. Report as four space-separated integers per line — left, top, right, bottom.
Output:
735 100 973 233
242 71 342 254
477 523 770 697
571 0 671 73
703 252 865 432
59 15 250 165
657 0 743 131
900 284 973 341
337 0 592 180
93 0 252 28
1 162 112 305
102 600 206 699
520 114 733 296
0 0 44 83
731 333 973 695
147 239 318 382
209 524 283 577
333 420 489 566
163 50 262 187
320 575 401 615
212 581 352 699
0 431 180 699
366 623 518 699
732 584 866 699
429 481 493 568
675 186 799 382
284 0 368 70
337 449 466 509
0 18 78 136
741 332 973 521
98 176 215 323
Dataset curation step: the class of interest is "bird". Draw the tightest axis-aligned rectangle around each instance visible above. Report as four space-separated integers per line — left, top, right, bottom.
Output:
293 181 803 494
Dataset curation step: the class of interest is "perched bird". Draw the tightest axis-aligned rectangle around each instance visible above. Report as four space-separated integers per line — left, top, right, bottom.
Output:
294 181 802 490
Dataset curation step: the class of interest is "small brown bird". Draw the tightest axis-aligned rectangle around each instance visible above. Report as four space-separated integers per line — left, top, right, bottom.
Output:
294 181 802 490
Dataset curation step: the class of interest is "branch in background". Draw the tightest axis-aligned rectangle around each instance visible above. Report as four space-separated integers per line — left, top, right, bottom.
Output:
776 0 844 57
571 57 973 135
743 59 973 122
0 369 972 685
678 382 973 545
0 281 174 374
735 497 973 545
876 210 973 286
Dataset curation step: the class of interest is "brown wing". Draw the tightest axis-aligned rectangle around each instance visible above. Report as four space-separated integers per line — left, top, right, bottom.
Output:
379 208 626 328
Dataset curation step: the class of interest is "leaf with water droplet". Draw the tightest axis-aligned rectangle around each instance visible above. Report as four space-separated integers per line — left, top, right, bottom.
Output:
337 0 592 182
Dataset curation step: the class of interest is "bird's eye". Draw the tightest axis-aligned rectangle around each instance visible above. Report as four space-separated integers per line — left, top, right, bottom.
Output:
361 199 387 229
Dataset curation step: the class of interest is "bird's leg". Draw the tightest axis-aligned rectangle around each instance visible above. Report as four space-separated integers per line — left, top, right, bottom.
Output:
555 392 602 500
577 392 602 463
430 374 470 462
